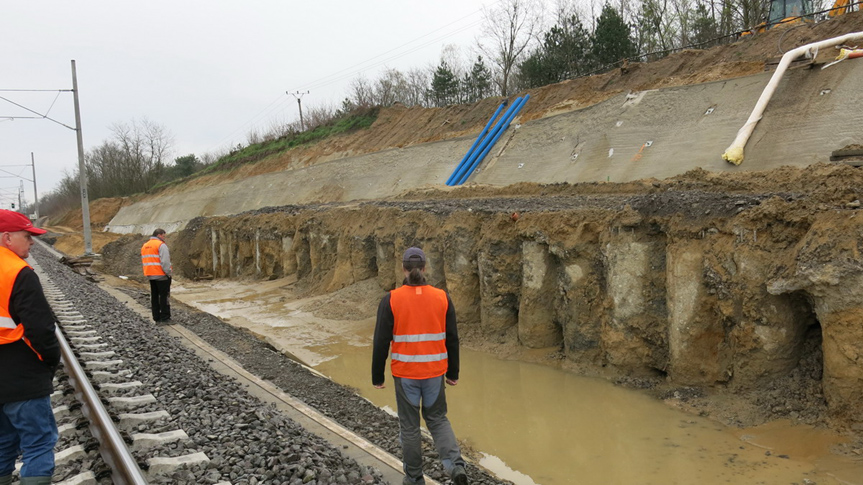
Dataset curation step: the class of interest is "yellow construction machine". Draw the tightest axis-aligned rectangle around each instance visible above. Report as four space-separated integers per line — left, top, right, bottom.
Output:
828 0 858 17
743 0 813 35
744 0 858 35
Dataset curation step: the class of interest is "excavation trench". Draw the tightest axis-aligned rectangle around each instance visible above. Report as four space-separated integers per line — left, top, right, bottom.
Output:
167 277 862 485
96 165 863 483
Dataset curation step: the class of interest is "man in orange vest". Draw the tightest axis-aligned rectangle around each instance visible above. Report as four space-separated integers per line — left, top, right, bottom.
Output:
141 228 172 323
372 247 468 485
0 210 60 485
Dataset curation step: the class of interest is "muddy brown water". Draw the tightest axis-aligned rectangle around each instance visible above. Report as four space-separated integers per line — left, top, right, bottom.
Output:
172 278 863 485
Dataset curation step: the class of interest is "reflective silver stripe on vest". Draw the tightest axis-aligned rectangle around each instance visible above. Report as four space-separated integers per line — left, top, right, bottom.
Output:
392 352 448 363
142 262 162 266
0 316 17 330
393 332 445 343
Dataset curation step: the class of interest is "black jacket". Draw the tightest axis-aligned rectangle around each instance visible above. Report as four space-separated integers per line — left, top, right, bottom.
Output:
0 267 60 403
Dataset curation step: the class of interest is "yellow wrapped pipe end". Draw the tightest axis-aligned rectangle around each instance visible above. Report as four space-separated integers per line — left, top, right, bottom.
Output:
722 146 744 165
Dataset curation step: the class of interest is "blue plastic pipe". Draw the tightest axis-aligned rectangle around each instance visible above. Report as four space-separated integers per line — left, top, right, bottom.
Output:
448 97 522 186
448 97 521 186
454 94 529 185
445 101 507 185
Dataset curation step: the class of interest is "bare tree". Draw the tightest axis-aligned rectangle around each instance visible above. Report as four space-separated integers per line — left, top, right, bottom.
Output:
347 76 375 109
374 69 408 106
302 102 339 131
85 118 174 197
404 68 431 107
477 0 545 96
672 0 694 46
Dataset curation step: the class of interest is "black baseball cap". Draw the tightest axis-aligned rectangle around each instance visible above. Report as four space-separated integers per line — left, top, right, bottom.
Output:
403 247 426 263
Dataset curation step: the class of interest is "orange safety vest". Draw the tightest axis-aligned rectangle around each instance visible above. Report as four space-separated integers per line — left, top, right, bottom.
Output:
0 246 43 360
141 238 166 277
389 284 449 379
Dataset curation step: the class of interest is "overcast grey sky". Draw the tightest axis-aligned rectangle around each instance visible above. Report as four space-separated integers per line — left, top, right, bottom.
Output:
0 0 499 207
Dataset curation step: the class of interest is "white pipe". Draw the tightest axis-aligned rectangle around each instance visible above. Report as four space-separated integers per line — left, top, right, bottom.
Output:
722 31 863 165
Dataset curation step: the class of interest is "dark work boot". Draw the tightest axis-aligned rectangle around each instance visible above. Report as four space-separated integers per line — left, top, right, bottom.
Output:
451 465 468 485
19 477 52 485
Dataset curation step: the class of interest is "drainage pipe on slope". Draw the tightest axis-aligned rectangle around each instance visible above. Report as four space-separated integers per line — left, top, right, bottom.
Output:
445 101 507 185
722 31 863 165
448 97 522 186
455 94 530 185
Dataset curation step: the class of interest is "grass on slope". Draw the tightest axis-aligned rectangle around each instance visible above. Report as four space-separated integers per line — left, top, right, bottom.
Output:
200 108 379 176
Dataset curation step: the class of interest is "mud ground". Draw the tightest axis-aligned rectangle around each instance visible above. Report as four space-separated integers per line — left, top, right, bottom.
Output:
110 281 507 485
98 270 863 467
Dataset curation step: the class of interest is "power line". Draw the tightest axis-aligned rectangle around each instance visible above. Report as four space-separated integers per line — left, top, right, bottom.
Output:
0 89 71 92
0 93 75 130
209 2 492 153
294 17 485 93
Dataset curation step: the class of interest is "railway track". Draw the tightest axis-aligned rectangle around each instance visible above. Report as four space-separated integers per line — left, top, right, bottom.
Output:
20 244 391 485
33 256 209 485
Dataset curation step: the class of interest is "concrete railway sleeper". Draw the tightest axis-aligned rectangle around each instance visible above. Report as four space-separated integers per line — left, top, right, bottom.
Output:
23 244 392 485
28 258 208 485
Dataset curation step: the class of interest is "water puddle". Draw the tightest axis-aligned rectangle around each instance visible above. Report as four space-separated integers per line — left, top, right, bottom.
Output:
173 278 863 485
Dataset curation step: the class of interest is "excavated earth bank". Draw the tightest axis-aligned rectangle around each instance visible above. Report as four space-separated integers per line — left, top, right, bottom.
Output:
100 164 863 452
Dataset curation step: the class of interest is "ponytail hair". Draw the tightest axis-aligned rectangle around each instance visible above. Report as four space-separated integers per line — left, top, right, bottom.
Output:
404 260 426 285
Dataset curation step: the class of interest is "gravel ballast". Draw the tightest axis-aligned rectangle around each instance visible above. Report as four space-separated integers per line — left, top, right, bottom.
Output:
35 244 506 485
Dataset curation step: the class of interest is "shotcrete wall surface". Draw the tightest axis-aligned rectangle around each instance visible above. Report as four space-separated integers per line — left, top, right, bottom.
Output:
108 61 863 234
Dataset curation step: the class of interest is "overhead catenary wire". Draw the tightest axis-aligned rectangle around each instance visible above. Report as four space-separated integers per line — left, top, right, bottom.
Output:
0 91 75 130
211 18 484 152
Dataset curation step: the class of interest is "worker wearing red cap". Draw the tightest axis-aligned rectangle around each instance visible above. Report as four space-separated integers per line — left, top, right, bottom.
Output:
372 247 468 485
0 210 60 485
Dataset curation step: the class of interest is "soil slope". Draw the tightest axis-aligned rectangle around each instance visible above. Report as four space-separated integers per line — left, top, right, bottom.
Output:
148 13 863 195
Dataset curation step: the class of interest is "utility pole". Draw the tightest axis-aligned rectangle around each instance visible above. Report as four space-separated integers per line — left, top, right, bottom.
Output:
71 60 93 255
17 180 23 213
30 153 39 219
288 91 309 131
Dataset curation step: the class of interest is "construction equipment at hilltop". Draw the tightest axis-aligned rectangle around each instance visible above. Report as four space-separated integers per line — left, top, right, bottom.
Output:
828 0 859 17
744 0 859 35
744 0 813 35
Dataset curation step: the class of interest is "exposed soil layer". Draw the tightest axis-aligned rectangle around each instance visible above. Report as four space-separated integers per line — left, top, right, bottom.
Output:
96 163 863 456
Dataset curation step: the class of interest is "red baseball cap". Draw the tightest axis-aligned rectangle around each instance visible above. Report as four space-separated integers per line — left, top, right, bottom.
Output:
0 210 47 235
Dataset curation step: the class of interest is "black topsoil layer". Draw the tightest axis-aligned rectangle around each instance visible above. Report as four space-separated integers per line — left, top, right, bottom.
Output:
34 245 507 485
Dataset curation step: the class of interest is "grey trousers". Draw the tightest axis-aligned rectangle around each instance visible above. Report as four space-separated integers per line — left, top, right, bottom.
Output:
394 375 464 483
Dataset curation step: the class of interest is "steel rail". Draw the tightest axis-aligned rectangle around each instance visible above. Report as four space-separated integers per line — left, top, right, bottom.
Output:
56 326 149 484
